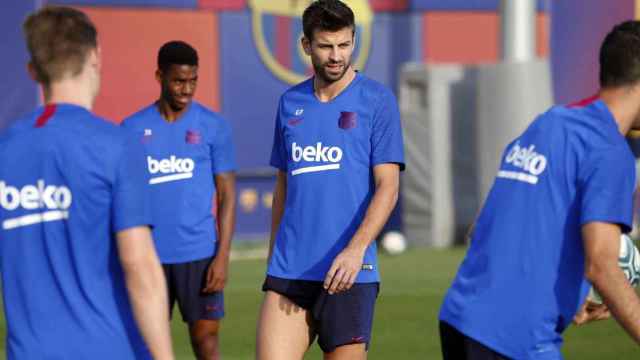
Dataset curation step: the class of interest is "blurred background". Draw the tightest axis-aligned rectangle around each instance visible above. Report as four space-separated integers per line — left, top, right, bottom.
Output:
2 0 638 244
2 0 640 358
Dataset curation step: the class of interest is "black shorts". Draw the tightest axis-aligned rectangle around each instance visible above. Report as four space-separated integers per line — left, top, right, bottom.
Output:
439 321 511 360
262 275 379 353
163 257 224 323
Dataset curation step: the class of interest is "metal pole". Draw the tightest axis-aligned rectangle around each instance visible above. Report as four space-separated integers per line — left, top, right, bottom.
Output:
500 0 536 62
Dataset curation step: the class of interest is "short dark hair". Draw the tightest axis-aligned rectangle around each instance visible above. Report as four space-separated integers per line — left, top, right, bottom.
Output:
23 6 97 85
302 0 355 42
599 20 640 88
157 41 198 72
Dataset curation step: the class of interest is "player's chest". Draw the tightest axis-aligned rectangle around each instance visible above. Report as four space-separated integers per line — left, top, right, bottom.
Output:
137 125 212 168
280 105 373 157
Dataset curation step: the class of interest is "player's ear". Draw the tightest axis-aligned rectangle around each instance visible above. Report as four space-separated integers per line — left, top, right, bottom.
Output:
155 69 163 84
27 62 38 82
86 47 101 73
301 37 312 56
94 46 102 72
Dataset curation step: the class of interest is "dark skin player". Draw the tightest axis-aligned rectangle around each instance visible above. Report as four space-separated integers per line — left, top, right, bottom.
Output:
156 63 236 359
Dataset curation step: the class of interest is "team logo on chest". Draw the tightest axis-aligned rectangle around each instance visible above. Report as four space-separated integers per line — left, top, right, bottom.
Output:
338 111 357 130
185 130 202 144
291 142 343 176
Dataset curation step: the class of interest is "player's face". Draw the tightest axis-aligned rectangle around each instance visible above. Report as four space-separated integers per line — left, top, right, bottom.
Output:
157 64 198 112
303 27 355 84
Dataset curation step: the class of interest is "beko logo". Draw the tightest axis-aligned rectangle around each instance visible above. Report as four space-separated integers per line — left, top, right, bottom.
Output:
291 142 343 176
147 156 195 185
0 180 72 230
497 142 548 185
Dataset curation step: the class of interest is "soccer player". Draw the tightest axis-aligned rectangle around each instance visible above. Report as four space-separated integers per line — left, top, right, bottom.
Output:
439 20 640 360
122 41 236 360
0 6 173 359
255 1 404 359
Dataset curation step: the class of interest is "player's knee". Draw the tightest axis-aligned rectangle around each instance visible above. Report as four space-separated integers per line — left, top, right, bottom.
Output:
190 320 220 341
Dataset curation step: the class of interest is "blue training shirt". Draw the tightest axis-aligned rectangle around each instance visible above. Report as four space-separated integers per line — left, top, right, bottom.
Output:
0 103 152 359
439 98 636 359
122 101 236 264
268 73 405 283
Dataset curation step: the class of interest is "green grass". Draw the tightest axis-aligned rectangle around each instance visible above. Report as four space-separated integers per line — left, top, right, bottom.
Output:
0 247 637 358
171 247 637 359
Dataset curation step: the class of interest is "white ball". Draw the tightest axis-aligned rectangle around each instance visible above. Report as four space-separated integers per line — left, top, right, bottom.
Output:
589 234 640 303
381 231 407 255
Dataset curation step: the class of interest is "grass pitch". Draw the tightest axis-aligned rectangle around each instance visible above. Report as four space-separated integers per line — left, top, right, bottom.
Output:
0 247 637 359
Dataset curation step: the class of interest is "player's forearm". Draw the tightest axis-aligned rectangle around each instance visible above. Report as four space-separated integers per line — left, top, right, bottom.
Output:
587 262 640 343
348 177 399 254
117 227 174 359
216 190 236 259
122 255 174 359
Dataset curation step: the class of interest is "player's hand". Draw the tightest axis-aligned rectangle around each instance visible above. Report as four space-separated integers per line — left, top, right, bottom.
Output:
323 246 364 295
573 298 611 326
203 254 229 293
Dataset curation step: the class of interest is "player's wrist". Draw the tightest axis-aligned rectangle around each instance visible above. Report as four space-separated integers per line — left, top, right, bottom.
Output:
215 247 231 260
345 243 367 257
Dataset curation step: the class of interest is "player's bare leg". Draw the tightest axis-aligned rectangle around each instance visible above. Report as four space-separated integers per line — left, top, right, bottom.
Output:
189 319 221 360
324 343 367 360
256 291 315 360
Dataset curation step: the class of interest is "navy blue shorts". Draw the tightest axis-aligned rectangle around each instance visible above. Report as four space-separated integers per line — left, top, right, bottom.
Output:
163 257 224 323
439 321 511 360
262 275 379 353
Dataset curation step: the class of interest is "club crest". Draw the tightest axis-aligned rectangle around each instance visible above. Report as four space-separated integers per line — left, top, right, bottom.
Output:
248 0 373 85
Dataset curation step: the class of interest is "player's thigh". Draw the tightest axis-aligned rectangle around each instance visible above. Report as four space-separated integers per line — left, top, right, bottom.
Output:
162 263 177 315
256 290 315 360
173 257 225 323
314 282 378 355
323 343 367 360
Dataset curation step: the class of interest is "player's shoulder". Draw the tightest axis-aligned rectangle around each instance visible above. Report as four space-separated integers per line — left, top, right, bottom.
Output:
1 109 38 138
351 73 397 109
121 103 157 128
356 73 394 96
3 104 120 139
280 77 314 104
557 98 622 146
190 101 222 119
539 98 629 161
190 101 231 129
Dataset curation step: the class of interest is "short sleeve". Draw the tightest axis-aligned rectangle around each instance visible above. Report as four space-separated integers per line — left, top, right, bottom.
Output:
269 98 287 171
210 118 237 175
579 145 635 232
371 90 405 171
112 133 152 232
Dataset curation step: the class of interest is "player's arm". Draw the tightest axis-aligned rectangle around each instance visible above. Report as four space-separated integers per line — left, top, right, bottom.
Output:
268 170 287 262
324 163 400 294
582 221 640 342
117 226 174 360
203 172 236 293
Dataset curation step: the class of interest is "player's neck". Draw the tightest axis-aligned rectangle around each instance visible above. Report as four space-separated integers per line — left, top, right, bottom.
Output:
599 85 640 135
313 67 356 102
156 99 189 123
45 78 95 111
